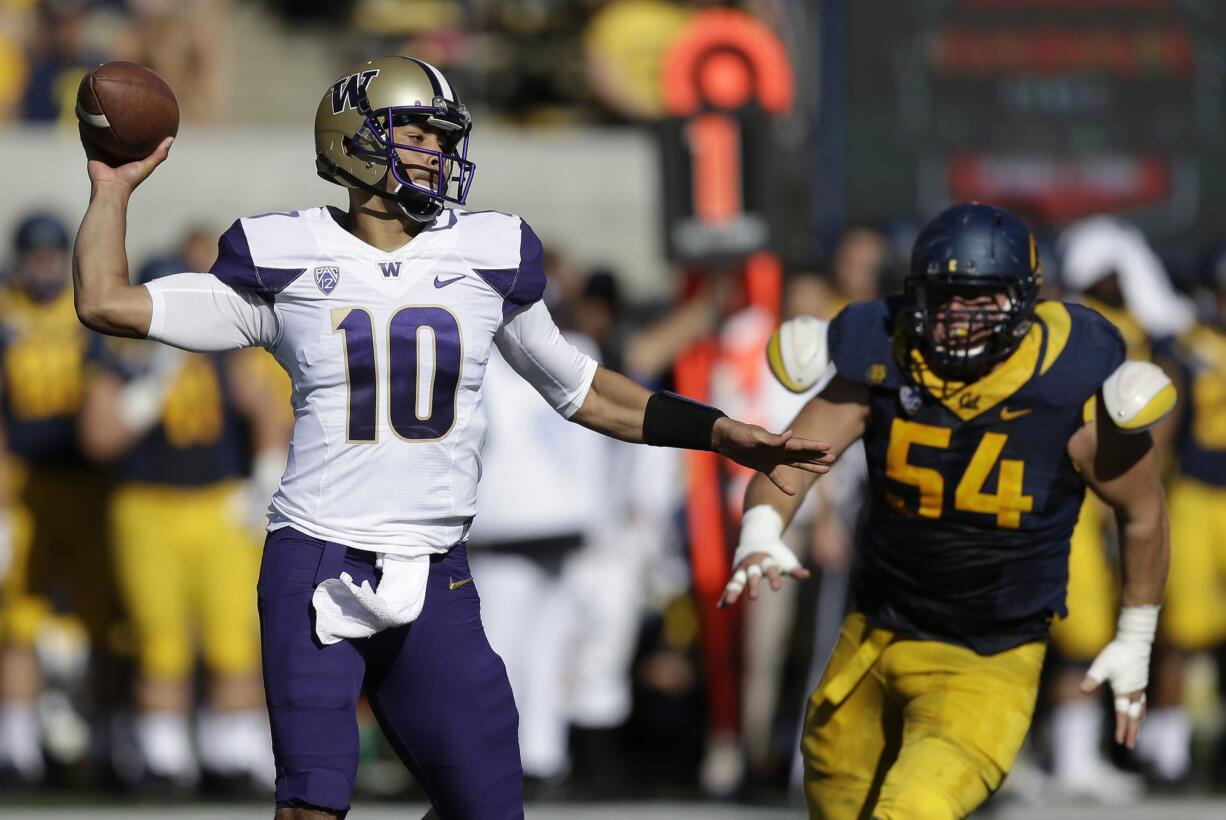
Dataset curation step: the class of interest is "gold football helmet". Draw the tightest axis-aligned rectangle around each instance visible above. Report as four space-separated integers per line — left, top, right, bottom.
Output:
315 56 475 222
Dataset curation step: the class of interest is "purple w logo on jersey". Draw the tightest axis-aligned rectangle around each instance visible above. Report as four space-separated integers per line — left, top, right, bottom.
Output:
315 266 340 295
379 262 401 278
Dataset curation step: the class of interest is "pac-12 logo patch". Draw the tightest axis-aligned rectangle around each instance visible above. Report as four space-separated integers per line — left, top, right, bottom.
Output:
314 266 340 295
899 385 922 416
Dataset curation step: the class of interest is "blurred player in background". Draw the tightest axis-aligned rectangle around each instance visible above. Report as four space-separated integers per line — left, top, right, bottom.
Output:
468 324 609 789
725 204 1172 819
1053 217 1195 794
71 55 831 820
1146 245 1226 786
78 236 288 793
0 213 112 785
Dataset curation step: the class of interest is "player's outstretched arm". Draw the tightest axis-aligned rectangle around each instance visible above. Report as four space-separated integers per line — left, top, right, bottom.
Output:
72 132 173 338
1068 391 1171 750
570 366 834 495
720 373 870 607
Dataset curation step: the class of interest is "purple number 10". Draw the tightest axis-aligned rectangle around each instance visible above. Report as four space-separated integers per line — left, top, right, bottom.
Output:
332 306 462 441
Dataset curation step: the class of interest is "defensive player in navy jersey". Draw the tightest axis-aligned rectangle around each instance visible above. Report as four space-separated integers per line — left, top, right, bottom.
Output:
724 203 1174 819
71 56 832 819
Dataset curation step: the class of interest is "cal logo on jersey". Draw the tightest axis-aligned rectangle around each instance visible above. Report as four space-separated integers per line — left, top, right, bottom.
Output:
331 69 379 114
315 266 340 295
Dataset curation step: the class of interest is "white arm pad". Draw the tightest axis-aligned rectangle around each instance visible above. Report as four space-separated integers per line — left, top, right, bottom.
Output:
1102 360 1176 432
495 301 599 418
145 272 281 352
767 315 829 393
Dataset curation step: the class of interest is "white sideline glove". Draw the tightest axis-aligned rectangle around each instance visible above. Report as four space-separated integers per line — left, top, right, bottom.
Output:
720 505 808 607
1081 604 1159 748
240 448 287 533
117 345 187 433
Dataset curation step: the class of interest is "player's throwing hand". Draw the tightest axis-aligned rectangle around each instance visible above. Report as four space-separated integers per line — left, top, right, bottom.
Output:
81 130 173 195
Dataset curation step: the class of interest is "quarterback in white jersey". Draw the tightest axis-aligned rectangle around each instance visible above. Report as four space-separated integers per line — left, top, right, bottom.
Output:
72 56 832 820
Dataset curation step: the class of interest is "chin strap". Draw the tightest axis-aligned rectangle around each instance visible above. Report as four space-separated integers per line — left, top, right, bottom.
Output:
390 181 442 222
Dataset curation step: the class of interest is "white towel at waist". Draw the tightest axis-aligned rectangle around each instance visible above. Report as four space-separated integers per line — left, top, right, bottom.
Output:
312 553 430 646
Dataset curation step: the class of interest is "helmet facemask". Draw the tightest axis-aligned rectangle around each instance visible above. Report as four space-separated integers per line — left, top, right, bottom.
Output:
904 276 1034 381
349 101 476 222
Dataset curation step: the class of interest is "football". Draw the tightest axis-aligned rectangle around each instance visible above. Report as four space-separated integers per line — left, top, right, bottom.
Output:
76 61 179 164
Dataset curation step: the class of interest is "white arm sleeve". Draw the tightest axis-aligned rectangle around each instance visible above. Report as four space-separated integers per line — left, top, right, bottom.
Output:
495 301 598 418
144 272 281 352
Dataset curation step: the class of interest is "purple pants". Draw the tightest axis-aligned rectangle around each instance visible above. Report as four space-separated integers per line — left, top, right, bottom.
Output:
257 527 523 818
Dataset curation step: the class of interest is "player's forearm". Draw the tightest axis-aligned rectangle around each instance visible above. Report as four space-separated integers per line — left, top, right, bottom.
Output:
73 183 153 338
1115 493 1170 607
744 468 814 532
570 366 652 442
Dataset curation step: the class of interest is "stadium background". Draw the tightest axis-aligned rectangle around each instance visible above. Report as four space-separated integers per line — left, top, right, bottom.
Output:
1 0 1225 817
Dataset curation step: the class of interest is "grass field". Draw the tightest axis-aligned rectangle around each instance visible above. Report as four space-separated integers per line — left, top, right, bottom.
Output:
8 798 1226 819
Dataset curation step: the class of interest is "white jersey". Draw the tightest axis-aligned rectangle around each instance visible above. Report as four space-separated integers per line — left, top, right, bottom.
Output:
144 206 598 555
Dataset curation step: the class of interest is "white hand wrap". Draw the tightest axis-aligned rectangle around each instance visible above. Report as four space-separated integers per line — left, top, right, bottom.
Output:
723 505 803 598
1086 604 1160 697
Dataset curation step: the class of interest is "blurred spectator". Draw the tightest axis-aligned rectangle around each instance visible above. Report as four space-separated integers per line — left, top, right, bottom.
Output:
21 1 105 125
825 225 891 314
0 211 113 785
582 0 692 121
115 0 229 123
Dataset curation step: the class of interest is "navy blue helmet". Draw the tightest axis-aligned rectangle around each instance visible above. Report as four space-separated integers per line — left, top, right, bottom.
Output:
903 203 1042 376
14 212 70 254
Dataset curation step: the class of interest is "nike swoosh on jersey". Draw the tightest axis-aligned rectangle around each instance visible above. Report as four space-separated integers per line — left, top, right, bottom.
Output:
1000 406 1033 421
434 274 465 288
449 576 473 590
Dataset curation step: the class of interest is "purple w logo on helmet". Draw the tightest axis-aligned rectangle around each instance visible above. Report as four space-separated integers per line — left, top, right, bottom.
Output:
331 70 379 115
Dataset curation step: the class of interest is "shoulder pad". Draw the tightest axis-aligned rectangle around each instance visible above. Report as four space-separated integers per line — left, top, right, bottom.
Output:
463 214 546 319
767 315 828 393
1102 360 1176 432
209 218 306 299
1034 301 1126 406
827 298 903 388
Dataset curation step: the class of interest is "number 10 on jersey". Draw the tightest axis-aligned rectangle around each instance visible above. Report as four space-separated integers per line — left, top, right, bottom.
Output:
332 306 463 442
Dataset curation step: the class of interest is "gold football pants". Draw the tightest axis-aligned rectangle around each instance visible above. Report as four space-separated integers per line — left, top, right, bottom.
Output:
1049 494 1117 662
802 612 1046 820
110 481 260 681
1162 477 1226 649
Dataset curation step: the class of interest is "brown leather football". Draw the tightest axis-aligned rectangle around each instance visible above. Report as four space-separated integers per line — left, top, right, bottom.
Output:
76 62 179 163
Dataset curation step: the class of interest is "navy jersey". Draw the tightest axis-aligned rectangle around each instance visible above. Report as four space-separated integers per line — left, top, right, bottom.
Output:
0 289 97 465
829 297 1125 654
1154 325 1226 487
92 339 249 486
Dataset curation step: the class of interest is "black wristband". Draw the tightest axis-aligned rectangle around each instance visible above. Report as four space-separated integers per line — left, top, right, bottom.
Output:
642 391 727 451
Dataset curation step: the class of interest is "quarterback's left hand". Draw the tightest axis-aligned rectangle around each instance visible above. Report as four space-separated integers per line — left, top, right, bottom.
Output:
712 419 832 496
1080 604 1160 749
